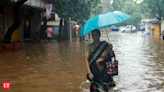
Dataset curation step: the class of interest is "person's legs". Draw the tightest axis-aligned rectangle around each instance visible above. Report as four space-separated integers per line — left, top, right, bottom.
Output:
163 36 164 40
47 37 51 41
91 82 108 92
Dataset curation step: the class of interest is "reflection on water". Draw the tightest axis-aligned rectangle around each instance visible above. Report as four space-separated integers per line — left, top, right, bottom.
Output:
0 32 164 92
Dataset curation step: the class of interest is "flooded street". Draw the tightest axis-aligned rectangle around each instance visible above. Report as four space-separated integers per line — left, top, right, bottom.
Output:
0 32 164 92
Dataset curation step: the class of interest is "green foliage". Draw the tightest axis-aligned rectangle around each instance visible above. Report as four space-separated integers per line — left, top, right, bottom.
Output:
48 0 101 40
90 3 103 17
50 0 101 22
110 0 126 11
143 0 164 19
121 2 141 26
111 1 141 26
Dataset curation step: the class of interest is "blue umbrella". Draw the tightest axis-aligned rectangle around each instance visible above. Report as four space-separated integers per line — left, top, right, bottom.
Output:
80 11 132 36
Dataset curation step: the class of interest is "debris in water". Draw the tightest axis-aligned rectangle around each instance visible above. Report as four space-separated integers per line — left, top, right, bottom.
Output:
27 57 30 59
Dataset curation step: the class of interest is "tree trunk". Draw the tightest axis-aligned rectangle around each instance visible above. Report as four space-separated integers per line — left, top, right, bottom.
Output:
80 22 85 42
36 17 48 42
63 20 70 40
58 17 63 41
32 16 53 43
3 0 27 43
63 20 67 40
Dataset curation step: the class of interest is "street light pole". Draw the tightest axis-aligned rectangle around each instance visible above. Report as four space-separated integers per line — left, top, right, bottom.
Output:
159 18 161 35
70 22 72 42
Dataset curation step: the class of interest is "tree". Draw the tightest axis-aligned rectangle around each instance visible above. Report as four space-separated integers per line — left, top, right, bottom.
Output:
3 0 27 43
49 0 101 41
121 2 141 26
110 1 141 26
110 0 126 11
138 2 149 19
90 3 103 17
142 0 164 34
143 0 164 19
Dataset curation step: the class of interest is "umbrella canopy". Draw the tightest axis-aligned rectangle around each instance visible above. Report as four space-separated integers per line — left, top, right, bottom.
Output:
80 11 132 36
73 25 79 28
73 25 80 30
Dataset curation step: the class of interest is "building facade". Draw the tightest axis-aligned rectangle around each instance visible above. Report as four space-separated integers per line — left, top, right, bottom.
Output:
0 0 51 42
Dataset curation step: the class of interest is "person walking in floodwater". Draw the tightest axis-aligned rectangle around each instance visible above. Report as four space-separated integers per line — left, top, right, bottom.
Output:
85 29 116 92
46 26 53 40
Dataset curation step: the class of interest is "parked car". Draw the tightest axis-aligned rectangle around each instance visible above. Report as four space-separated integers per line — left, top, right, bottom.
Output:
119 25 136 33
111 26 120 31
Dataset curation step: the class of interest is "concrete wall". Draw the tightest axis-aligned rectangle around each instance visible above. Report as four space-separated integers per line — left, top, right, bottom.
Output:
154 24 160 35
145 23 148 33
143 22 151 34
161 20 164 34
55 13 60 21
51 26 59 38
46 21 62 26
151 23 160 35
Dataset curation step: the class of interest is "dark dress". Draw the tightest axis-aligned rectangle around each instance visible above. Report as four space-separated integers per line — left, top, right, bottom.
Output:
86 41 115 92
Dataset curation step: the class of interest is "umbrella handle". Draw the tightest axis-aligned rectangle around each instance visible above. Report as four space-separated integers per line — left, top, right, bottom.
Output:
105 28 110 43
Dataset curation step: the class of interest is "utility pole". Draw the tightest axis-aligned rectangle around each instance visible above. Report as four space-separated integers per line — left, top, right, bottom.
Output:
102 0 111 32
102 0 110 13
70 22 72 42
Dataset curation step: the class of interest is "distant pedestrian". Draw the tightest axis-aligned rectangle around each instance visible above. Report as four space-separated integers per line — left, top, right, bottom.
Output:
46 26 53 40
135 26 138 33
162 30 164 40
73 25 80 37
140 25 144 33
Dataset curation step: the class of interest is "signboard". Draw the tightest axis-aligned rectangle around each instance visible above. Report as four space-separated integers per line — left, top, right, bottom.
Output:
31 0 40 7
46 4 52 20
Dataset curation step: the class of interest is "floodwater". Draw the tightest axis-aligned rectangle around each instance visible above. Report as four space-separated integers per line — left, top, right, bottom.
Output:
0 32 164 92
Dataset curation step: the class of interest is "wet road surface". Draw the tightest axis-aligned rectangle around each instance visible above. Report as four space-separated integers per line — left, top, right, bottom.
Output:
0 32 164 92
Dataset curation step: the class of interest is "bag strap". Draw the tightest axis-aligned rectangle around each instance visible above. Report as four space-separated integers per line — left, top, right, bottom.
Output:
89 41 108 65
107 48 116 61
